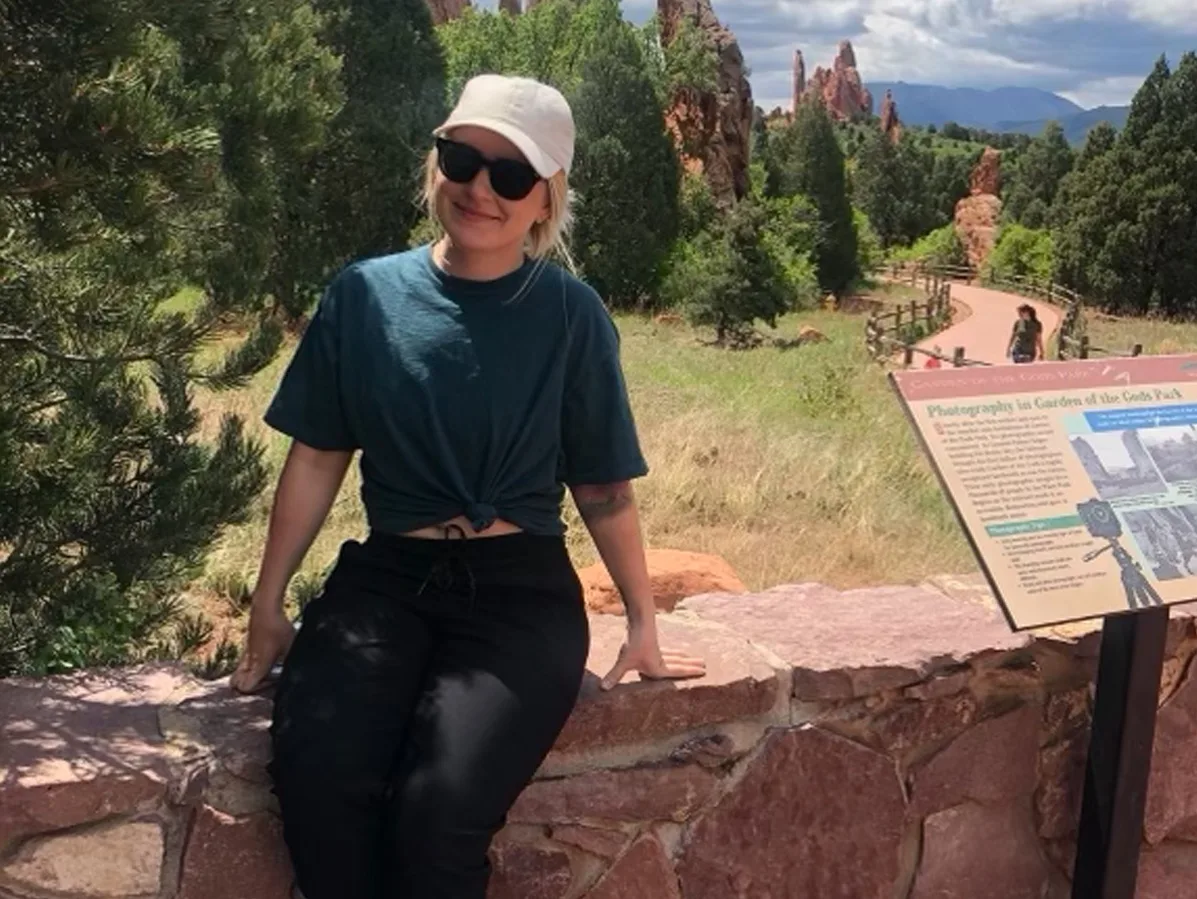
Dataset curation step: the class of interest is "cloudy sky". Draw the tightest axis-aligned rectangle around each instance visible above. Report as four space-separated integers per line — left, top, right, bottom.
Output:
479 0 1197 111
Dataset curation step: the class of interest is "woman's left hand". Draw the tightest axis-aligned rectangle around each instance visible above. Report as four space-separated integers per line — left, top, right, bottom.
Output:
601 620 707 690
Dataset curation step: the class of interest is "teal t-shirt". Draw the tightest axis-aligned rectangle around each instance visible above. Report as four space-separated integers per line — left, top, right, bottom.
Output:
263 245 648 536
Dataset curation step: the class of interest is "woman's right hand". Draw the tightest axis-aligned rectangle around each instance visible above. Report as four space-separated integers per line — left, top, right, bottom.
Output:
230 600 296 694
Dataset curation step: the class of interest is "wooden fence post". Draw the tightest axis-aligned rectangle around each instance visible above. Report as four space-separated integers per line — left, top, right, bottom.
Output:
895 307 903 329
1132 344 1143 357
1081 336 1090 359
924 299 933 328
910 300 918 328
903 346 914 368
953 347 965 367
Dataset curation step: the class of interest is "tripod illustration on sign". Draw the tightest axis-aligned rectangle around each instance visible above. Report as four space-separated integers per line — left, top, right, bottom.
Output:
1077 499 1164 611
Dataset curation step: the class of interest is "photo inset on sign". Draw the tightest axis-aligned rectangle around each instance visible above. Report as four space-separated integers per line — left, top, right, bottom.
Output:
1124 506 1197 581
1070 430 1166 500
1139 426 1197 483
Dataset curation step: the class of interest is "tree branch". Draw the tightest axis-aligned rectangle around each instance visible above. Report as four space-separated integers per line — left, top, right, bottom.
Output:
0 327 190 365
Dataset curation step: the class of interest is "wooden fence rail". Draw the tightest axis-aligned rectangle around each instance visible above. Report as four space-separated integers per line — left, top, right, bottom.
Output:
865 277 953 360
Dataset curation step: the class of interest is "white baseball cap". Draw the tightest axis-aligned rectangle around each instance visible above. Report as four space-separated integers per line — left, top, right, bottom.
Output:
433 74 576 178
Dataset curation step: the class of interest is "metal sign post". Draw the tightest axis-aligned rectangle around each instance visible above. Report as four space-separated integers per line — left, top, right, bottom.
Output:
1071 606 1170 898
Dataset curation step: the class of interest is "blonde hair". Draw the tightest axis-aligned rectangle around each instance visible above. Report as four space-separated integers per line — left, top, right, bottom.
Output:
422 146 574 262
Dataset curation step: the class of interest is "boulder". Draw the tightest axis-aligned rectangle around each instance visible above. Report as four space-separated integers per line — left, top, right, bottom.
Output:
577 548 745 615
797 324 828 344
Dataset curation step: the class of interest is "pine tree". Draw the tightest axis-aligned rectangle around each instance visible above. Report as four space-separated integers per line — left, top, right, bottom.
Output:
927 151 975 230
852 130 940 248
0 0 342 674
570 10 680 307
320 0 446 248
852 130 903 247
664 199 789 345
765 99 858 294
1122 56 1170 145
1054 53 1197 317
1002 122 1075 228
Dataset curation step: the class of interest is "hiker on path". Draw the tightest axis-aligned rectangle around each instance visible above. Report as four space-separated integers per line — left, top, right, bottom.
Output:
229 74 705 899
1007 303 1045 364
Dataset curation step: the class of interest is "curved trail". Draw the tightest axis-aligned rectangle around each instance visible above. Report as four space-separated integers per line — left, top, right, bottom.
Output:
916 282 1061 366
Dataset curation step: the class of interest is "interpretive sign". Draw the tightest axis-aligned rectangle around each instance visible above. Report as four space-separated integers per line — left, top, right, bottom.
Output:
893 356 1196 899
891 355 1197 631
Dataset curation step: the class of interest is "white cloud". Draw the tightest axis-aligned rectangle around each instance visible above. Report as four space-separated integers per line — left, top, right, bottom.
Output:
1059 74 1149 107
471 0 1197 110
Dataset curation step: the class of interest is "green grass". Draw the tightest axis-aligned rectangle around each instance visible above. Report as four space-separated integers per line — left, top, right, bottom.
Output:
186 303 976 648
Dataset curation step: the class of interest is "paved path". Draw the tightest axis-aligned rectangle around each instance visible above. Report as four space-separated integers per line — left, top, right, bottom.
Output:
916 282 1061 366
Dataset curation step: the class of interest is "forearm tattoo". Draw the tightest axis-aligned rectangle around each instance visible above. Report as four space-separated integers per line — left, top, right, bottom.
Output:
574 482 635 521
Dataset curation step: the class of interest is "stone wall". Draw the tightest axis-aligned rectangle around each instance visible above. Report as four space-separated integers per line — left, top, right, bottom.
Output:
3 575 1197 898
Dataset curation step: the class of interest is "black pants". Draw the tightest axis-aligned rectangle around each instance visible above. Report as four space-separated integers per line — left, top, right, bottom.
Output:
269 532 589 899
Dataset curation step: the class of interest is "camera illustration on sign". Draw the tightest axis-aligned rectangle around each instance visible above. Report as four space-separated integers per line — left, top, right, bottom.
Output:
890 356 1197 630
1075 498 1163 611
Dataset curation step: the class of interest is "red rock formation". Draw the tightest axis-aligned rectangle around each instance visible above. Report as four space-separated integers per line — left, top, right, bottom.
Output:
658 0 754 205
792 49 806 112
955 147 1003 269
425 0 469 25
969 146 1002 196
577 548 746 615
498 0 521 14
803 40 872 121
880 89 902 143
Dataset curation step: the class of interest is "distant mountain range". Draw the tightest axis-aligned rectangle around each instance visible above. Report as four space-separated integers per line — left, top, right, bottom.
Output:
866 82 1130 143
995 106 1131 144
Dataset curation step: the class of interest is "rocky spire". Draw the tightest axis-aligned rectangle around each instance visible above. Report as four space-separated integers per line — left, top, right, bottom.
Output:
834 39 857 71
498 0 521 14
792 49 806 111
657 0 754 205
794 40 872 121
880 89 901 143
955 148 1003 270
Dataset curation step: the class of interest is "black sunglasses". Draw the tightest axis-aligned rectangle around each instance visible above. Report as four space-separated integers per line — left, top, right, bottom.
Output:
435 137 543 202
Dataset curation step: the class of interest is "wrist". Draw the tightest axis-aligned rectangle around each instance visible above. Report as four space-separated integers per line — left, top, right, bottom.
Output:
251 585 287 611
624 601 657 630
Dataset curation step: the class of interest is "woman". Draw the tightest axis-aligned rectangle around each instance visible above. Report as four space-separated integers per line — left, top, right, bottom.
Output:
230 74 705 898
1007 303 1044 364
